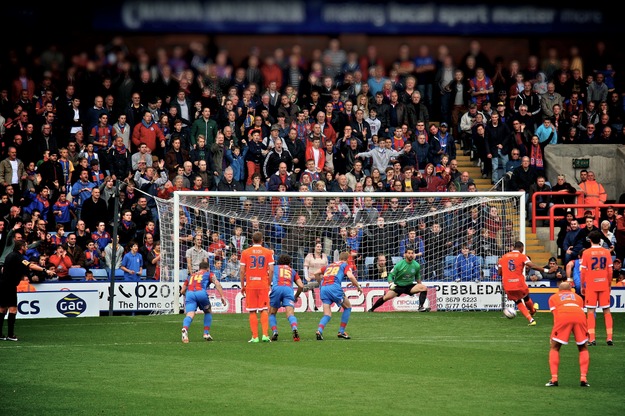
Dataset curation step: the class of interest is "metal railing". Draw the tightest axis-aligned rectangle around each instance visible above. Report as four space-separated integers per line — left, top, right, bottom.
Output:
530 191 585 233
544 203 625 240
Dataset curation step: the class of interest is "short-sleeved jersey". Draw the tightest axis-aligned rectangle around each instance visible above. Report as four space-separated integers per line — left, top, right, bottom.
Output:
240 244 275 289
498 250 530 292
272 265 301 287
185 270 214 292
580 245 613 291
1 251 31 287
548 289 585 318
319 261 352 287
388 259 421 286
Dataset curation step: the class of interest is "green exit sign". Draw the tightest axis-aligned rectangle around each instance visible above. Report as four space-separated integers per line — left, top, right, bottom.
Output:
572 158 590 169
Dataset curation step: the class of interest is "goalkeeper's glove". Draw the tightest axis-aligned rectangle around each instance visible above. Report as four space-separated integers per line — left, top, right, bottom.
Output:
389 282 397 291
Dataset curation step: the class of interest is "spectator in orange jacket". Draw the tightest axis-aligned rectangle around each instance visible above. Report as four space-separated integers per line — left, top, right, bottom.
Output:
579 170 607 206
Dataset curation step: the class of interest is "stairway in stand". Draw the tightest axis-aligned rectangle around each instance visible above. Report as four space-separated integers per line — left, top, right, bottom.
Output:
523 227 555 266
453 144 492 190
453 144 555 265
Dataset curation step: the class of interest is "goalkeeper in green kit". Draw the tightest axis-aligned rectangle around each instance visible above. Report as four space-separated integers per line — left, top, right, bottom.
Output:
368 248 430 312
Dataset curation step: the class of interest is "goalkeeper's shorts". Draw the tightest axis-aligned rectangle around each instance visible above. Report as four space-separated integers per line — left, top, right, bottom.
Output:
390 283 418 296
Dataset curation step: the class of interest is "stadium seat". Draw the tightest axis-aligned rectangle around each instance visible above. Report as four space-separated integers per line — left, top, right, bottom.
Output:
179 269 188 281
476 256 484 269
68 267 87 280
484 255 498 268
364 257 375 280
391 256 402 265
91 269 110 280
483 256 499 280
443 255 456 280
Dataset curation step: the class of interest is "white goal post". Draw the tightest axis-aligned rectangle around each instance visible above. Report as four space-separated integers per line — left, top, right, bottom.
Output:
154 191 526 314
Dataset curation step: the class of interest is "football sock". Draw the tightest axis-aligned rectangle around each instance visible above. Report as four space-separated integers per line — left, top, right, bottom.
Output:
549 350 559 381
370 297 386 311
183 316 193 328
339 307 351 333
318 314 331 332
249 312 259 338
0 311 5 334
419 291 427 308
525 298 535 314
203 313 212 330
587 311 596 342
269 314 278 332
260 310 269 337
288 315 298 330
517 302 531 321
8 313 16 336
580 350 589 379
604 311 613 340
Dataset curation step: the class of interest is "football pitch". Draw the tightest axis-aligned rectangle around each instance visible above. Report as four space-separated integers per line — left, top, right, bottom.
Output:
1 311 622 416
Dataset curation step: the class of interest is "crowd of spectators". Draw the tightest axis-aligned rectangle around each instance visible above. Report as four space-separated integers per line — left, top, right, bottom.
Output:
1 36 624 284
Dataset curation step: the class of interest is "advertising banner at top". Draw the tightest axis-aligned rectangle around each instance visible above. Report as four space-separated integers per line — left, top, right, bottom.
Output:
93 2 608 35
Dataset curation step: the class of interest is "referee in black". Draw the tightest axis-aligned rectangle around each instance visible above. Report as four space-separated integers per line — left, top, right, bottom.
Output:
0 240 55 341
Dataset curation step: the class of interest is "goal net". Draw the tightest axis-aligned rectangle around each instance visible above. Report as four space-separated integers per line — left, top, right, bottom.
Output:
152 191 525 313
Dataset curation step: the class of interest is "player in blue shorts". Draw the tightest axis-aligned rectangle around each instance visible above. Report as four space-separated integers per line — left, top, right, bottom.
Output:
313 251 363 340
269 254 305 341
181 261 227 343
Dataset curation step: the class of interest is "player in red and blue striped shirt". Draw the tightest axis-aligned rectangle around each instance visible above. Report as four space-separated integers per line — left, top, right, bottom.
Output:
269 254 304 342
313 251 363 340
181 261 226 343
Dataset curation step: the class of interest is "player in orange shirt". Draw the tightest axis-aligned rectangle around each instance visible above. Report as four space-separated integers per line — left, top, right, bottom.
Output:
580 231 614 346
498 241 557 325
240 231 275 343
545 282 590 387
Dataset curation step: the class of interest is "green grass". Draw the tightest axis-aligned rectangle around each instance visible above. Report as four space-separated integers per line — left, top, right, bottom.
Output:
1 311 623 416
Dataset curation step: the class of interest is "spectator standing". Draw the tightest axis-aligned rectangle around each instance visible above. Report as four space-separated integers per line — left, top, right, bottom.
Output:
587 73 608 105
459 103 483 155
121 242 143 282
514 81 542 130
579 171 607 206
540 82 564 119
485 112 511 184
469 67 494 111
131 111 166 157
104 235 125 277
454 245 481 282
0 146 26 194
190 107 218 148
106 136 132 181
80 187 109 233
